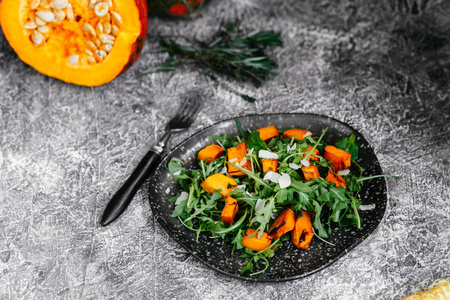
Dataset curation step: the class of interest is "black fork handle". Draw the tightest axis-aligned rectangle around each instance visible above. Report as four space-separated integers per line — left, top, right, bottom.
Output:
100 150 161 226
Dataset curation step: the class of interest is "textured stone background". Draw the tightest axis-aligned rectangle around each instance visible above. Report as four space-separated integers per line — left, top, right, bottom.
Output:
1 0 449 299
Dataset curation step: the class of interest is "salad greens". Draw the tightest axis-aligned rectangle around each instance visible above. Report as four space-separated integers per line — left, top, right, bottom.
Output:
167 120 398 276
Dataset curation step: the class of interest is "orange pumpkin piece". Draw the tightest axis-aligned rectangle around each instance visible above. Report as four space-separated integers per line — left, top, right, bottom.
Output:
221 196 239 224
301 165 320 181
198 144 225 163
323 145 351 171
256 125 279 141
268 208 295 239
302 145 320 161
292 211 314 249
261 159 278 173
200 173 237 196
283 128 314 140
325 171 347 189
227 142 252 177
241 228 273 251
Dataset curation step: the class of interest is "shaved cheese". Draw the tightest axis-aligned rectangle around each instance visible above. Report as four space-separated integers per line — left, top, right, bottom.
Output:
229 158 238 163
359 204 376 211
237 184 246 189
278 173 291 189
173 170 181 176
255 198 265 213
303 131 312 138
301 158 310 167
291 143 297 150
247 148 254 155
337 169 350 176
175 191 189 205
258 150 278 159
219 167 227 174
289 163 301 170
263 171 281 183
239 156 247 166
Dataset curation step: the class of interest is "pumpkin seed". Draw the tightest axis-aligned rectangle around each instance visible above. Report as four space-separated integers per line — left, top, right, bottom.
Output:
103 44 112 52
35 10 55 23
35 16 47 26
111 11 122 25
102 22 111 34
66 4 74 20
30 0 41 10
94 38 102 47
95 50 106 60
49 0 68 10
87 56 96 64
37 25 50 34
87 40 97 50
53 9 66 22
39 0 51 9
94 2 109 18
85 49 94 56
68 54 79 65
96 22 104 35
23 21 38 30
111 24 118 36
99 33 114 45
82 23 96 36
31 30 45 47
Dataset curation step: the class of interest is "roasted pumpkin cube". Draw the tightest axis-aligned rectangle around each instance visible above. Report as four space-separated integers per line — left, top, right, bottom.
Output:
241 228 273 251
200 173 238 196
261 158 278 173
292 211 314 249
256 125 279 141
221 196 239 224
283 128 314 140
301 165 320 181
227 142 252 177
323 145 351 171
198 144 225 163
268 208 295 239
325 171 346 188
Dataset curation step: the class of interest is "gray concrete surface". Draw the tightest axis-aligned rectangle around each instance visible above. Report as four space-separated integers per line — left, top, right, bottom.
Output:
1 0 449 299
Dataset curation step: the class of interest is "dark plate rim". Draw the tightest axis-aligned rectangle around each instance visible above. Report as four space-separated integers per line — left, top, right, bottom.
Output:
148 112 387 282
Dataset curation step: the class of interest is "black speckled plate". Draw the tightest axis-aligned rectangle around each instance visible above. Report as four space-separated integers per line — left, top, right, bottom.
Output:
148 113 387 282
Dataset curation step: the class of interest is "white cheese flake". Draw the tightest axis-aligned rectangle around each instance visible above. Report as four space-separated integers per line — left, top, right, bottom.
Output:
337 169 350 176
359 204 376 211
278 173 291 189
237 184 246 189
301 158 310 167
219 167 227 174
263 171 281 183
175 191 189 205
239 156 247 166
173 170 181 176
303 131 312 138
258 150 278 159
289 163 301 170
229 158 238 163
255 198 265 213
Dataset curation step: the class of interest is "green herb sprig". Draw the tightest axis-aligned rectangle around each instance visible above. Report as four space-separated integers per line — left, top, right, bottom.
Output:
144 21 283 87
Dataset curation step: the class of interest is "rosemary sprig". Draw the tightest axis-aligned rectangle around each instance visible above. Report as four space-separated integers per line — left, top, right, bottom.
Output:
144 21 283 87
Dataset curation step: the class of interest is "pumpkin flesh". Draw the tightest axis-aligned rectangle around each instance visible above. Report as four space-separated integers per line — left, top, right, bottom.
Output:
0 0 148 86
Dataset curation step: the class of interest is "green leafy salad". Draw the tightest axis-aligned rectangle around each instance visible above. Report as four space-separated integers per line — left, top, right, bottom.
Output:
167 119 397 276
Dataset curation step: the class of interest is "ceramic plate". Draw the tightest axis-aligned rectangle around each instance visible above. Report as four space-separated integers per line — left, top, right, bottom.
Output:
148 113 387 282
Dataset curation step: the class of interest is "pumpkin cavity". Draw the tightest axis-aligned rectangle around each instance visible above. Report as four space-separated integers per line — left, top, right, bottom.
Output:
23 0 122 66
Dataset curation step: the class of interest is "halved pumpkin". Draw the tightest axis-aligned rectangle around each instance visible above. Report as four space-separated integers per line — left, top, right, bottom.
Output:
0 0 148 86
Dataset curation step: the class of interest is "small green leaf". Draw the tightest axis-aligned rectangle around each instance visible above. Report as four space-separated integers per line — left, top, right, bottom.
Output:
335 134 359 161
246 131 267 152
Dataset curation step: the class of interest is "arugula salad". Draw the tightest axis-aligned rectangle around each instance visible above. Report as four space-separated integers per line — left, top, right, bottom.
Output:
167 119 394 276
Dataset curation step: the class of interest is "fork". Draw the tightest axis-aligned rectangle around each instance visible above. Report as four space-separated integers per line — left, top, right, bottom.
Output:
100 92 203 226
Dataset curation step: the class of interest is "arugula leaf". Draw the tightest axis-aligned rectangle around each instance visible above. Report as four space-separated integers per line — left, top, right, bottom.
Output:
335 134 358 161
246 131 268 152
234 117 246 139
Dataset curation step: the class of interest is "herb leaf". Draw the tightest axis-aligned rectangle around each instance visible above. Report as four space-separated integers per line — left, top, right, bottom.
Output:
335 134 359 161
